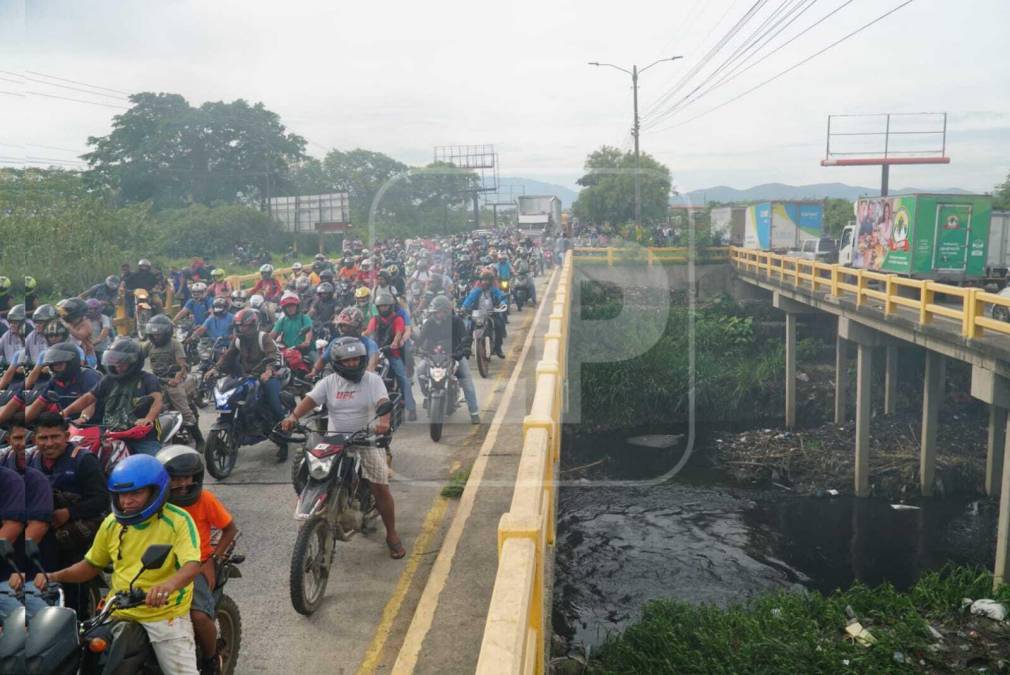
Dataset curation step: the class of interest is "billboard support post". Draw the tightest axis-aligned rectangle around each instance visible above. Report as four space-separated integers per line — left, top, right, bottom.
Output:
820 112 950 198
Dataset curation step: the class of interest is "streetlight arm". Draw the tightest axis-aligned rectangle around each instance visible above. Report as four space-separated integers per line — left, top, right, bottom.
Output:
587 62 633 76
639 55 683 75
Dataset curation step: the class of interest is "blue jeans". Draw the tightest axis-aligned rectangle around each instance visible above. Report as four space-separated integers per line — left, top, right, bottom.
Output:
260 376 285 423
387 356 415 413
127 435 162 457
0 580 46 625
456 358 479 415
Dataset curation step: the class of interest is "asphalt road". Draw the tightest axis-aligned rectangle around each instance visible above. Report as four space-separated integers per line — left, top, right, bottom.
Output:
197 278 549 674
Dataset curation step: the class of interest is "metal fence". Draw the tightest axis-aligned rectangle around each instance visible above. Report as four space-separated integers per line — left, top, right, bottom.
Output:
729 247 1010 339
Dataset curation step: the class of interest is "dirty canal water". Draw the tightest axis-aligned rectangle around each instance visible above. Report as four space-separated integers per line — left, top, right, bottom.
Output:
553 431 999 651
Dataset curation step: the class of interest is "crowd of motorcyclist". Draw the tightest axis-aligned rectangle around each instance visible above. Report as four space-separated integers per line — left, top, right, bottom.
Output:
0 228 559 674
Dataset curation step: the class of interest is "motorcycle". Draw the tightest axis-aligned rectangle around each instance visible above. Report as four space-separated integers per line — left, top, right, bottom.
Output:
376 347 406 430
205 366 295 480
193 337 229 409
418 346 460 442
336 280 355 309
469 304 507 378
288 401 394 615
22 540 243 675
512 272 531 311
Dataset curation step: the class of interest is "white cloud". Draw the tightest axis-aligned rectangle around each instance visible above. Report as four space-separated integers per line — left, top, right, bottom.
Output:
2 0 1007 192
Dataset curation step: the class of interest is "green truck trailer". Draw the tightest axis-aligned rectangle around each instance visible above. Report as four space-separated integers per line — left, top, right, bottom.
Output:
838 194 992 283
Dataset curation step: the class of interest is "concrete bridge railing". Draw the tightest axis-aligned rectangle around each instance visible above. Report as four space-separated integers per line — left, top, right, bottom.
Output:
475 252 573 674
574 246 729 265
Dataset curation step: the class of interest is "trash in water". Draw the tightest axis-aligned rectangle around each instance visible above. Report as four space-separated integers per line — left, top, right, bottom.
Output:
844 605 877 646
893 651 906 664
969 599 1007 621
926 624 944 640
625 434 682 449
826 489 839 497
890 504 921 511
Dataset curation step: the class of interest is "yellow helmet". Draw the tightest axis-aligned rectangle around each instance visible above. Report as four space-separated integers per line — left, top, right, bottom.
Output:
211 269 225 280
354 286 371 300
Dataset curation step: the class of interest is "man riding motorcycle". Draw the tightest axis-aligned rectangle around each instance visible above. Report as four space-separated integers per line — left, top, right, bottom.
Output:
367 291 416 421
143 315 204 450
62 338 165 456
207 269 231 299
79 274 121 317
461 271 508 359
25 454 202 674
174 282 212 327
250 264 282 303
310 307 379 377
415 295 480 424
208 308 289 461
281 337 403 559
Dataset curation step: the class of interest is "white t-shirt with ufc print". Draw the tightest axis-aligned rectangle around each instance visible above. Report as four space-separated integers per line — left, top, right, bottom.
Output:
308 370 388 434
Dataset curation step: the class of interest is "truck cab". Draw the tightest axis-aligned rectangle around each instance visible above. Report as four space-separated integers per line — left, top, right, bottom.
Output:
838 224 855 267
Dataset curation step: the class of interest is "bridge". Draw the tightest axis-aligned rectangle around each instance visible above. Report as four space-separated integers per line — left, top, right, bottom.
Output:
187 249 1010 674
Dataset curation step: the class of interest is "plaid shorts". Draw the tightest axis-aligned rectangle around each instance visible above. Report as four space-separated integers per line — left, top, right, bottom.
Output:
356 446 389 485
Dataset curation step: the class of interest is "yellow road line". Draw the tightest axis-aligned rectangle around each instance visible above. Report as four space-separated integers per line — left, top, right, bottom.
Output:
356 279 551 674
390 271 559 674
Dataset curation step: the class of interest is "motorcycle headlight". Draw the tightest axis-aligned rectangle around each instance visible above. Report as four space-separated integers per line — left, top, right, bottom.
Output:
430 367 447 382
307 454 336 480
214 388 235 408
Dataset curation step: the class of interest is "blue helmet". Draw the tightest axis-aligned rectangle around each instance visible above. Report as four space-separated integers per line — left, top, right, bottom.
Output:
108 455 170 526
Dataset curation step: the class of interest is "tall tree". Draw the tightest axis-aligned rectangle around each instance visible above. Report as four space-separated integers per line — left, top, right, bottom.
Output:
995 171 1010 211
824 198 854 237
83 93 306 208
572 145 672 226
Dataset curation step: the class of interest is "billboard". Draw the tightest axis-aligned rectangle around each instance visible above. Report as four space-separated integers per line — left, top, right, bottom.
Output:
268 193 350 233
854 196 914 271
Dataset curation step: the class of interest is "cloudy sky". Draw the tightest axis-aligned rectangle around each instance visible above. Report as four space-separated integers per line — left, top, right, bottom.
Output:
1 0 1007 194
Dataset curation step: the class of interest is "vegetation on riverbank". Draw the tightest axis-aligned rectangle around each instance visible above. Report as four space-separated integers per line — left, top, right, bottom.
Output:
590 566 1010 674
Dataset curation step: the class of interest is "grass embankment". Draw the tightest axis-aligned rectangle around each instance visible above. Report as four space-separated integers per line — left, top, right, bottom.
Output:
590 567 1010 674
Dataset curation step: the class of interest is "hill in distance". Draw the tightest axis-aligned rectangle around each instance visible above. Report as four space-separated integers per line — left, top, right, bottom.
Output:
680 182 976 204
496 177 578 208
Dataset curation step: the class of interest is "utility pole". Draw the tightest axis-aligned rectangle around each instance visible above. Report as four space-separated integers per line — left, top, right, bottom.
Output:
590 56 682 227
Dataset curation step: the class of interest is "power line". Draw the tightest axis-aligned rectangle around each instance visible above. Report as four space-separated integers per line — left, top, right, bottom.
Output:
651 0 918 132
21 75 128 100
24 69 130 96
643 0 823 129
0 76 23 85
26 91 129 110
25 143 87 155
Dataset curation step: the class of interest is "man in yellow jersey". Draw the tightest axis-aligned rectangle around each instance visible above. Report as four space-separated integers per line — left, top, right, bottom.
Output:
30 453 201 674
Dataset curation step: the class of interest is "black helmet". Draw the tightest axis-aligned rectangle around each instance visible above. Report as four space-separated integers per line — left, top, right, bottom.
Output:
316 282 334 297
102 338 145 380
232 308 259 337
319 269 335 283
42 321 69 343
430 294 452 317
32 304 57 324
328 336 367 383
57 297 88 323
212 297 229 315
42 342 81 380
145 314 173 346
156 445 205 507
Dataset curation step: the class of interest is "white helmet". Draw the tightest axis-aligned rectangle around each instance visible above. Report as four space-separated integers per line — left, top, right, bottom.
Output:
249 294 265 309
190 282 207 295
259 263 274 274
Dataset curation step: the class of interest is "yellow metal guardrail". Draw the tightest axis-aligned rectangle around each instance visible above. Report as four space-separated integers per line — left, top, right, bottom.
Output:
475 251 573 675
729 247 1010 339
112 261 312 335
573 246 729 265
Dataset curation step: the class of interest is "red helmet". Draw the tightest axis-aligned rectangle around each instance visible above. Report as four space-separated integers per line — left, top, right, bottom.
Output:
279 293 300 309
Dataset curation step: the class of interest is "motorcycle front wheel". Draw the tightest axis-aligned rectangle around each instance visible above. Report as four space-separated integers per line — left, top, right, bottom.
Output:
476 335 490 378
205 428 238 480
290 516 332 616
215 593 243 675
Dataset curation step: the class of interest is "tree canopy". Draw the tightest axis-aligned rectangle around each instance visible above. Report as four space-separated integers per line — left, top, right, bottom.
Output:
83 93 306 209
572 146 672 226
995 171 1010 211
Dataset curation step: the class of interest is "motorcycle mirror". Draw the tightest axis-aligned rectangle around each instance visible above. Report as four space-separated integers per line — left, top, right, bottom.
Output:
129 544 172 591
375 400 395 418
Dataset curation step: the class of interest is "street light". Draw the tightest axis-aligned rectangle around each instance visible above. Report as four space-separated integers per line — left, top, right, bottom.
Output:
589 56 683 227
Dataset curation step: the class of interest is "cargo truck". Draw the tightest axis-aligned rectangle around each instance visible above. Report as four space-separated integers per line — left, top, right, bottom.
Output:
986 211 1010 287
742 201 825 251
516 195 562 242
838 194 992 283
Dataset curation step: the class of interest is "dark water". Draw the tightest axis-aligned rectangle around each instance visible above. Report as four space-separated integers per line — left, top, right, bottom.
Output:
553 434 999 650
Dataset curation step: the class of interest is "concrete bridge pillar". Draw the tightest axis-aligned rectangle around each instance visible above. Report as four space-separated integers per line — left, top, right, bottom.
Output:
971 366 1010 498
919 351 946 497
773 292 811 431
884 345 898 416
838 318 881 497
834 335 848 425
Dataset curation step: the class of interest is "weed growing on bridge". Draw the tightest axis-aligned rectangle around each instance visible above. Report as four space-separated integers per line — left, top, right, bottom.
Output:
441 468 470 499
589 566 1010 674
